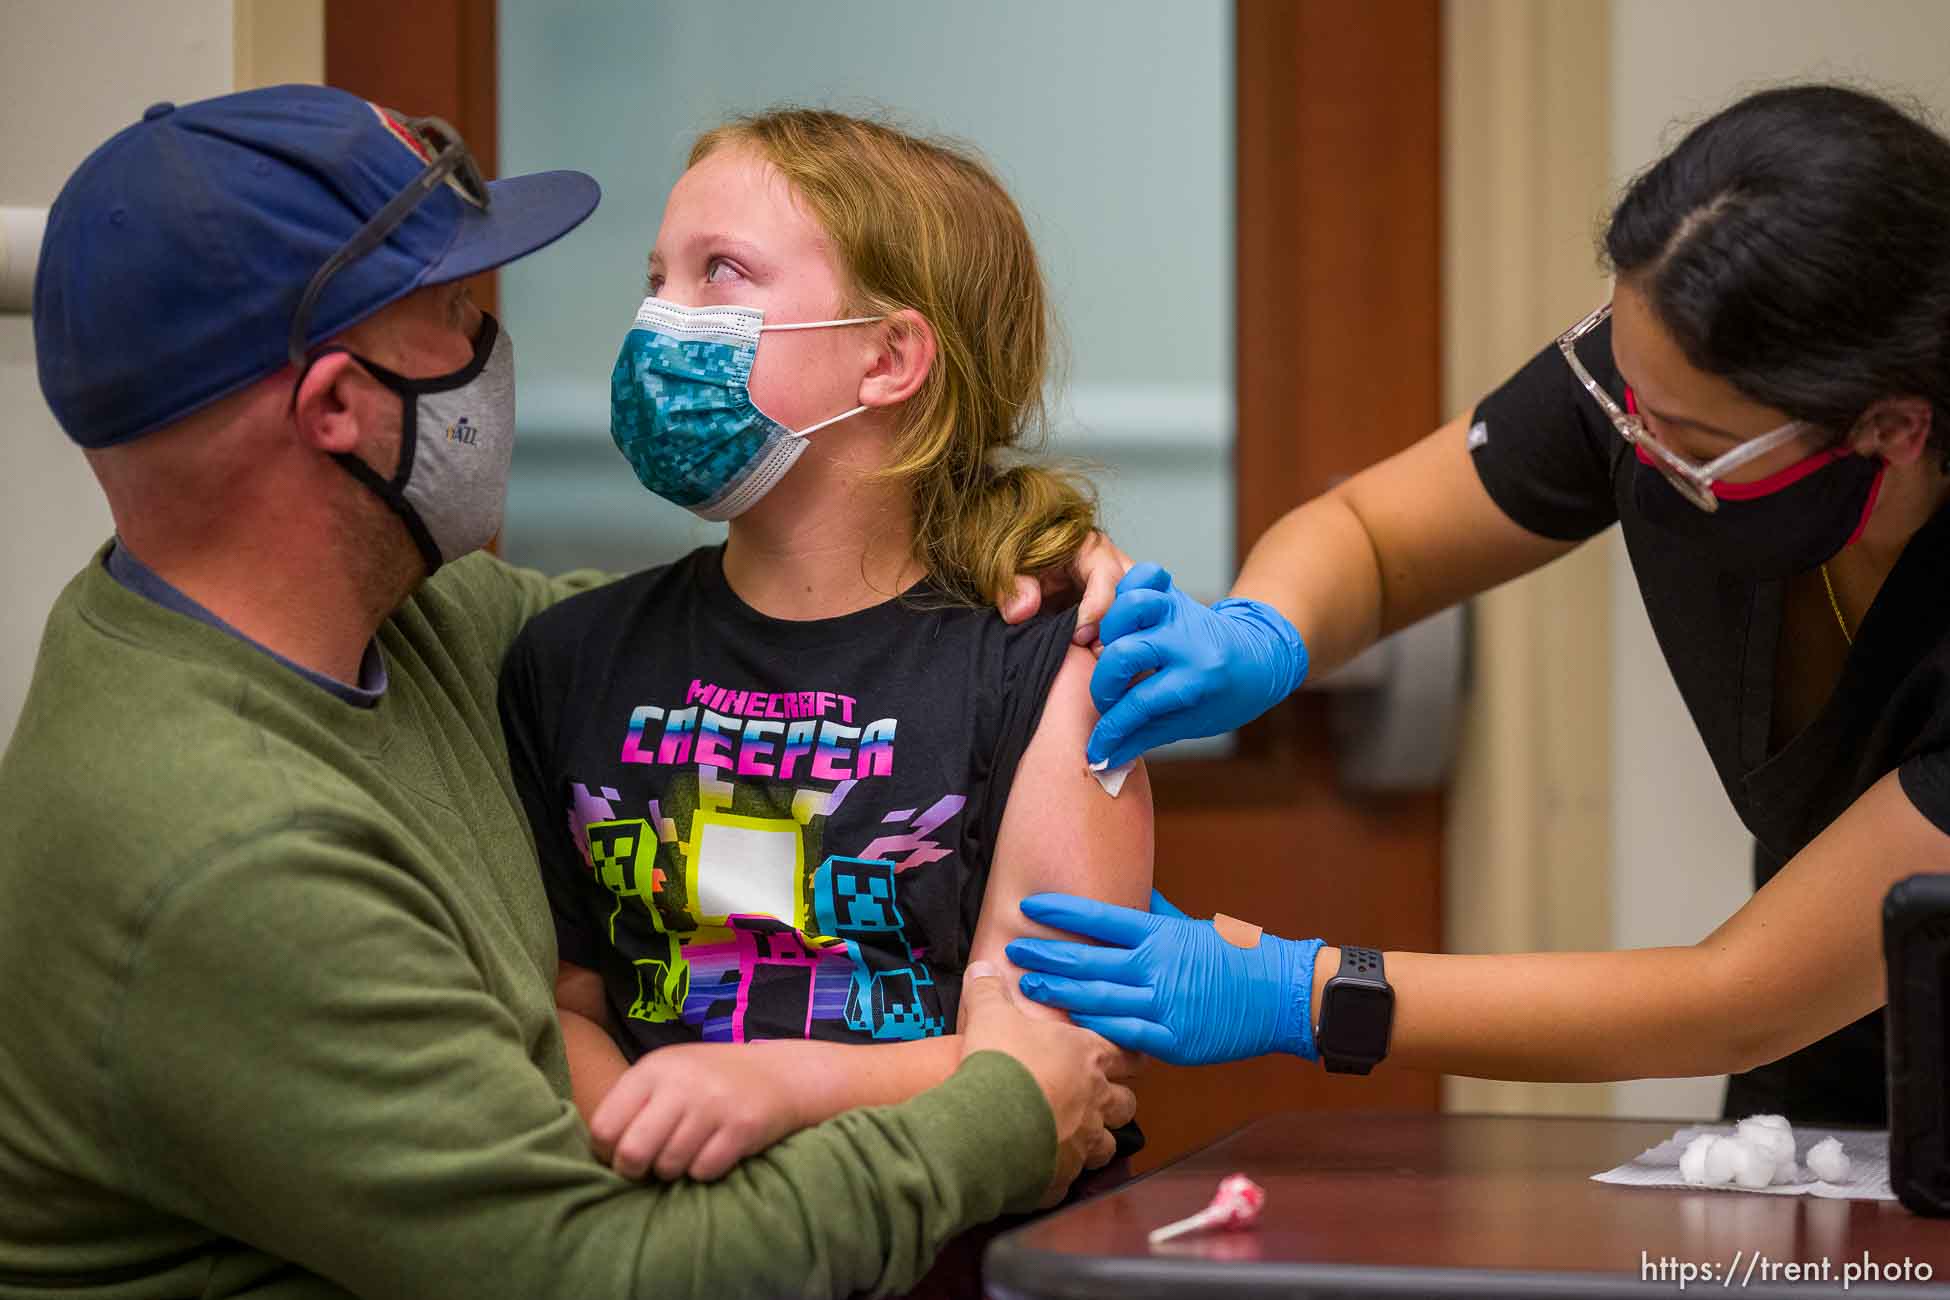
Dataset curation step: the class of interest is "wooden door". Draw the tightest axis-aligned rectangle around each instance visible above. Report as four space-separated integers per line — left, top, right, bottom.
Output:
324 0 499 317
1135 0 1445 1168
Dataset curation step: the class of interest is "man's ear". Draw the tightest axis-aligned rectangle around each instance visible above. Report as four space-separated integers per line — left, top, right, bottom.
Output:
858 309 936 409
1850 396 1934 466
291 352 374 457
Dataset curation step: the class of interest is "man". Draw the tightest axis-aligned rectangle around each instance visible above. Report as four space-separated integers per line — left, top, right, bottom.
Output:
0 85 1132 1298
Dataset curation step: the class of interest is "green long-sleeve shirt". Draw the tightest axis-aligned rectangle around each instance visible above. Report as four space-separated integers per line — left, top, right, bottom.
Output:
0 548 1053 1299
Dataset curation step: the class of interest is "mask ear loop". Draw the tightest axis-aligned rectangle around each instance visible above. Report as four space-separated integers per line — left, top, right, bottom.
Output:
790 405 869 438
750 314 882 439
752 313 885 436
1843 463 1887 549
284 342 459 580
757 316 881 332
326 351 442 576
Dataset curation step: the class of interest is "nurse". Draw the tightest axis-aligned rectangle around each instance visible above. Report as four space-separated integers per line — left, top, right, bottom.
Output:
1008 83 1950 1123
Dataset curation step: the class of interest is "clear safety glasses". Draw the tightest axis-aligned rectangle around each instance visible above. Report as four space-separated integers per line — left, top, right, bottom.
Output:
286 110 489 367
1556 303 1816 513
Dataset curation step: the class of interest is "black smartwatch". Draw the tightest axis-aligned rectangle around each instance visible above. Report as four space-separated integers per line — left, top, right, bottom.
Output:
1315 946 1394 1075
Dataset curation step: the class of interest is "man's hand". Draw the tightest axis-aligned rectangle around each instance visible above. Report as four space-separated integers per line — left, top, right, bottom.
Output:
588 1042 805 1183
997 531 1133 646
958 961 1138 1207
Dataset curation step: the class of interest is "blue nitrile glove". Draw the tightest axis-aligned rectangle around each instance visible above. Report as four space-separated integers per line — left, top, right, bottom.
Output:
1008 890 1324 1067
1084 563 1308 770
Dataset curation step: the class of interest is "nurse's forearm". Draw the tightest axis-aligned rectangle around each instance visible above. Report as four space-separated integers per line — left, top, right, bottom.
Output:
1232 494 1385 680
1310 944 1784 1082
1231 416 1578 679
1331 773 1926 1082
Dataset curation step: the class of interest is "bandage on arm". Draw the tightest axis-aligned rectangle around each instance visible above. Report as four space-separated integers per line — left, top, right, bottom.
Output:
1213 913 1264 948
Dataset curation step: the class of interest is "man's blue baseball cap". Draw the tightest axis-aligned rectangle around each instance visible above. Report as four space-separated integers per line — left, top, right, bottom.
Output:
34 83 600 449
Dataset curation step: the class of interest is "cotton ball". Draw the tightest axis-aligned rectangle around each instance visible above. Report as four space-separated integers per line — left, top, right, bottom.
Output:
1807 1137 1853 1184
1771 1161 1803 1186
1736 1115 1797 1175
1726 1136 1775 1189
1680 1134 1715 1185
1702 1136 1740 1185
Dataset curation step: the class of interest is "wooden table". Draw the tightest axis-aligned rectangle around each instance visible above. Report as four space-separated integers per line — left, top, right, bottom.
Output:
984 1113 1950 1298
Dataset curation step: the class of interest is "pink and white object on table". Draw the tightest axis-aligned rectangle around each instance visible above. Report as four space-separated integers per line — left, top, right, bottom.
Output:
1148 1174 1267 1246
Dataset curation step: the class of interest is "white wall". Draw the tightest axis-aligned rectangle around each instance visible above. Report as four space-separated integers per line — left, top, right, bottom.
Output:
1440 0 1619 1120
1607 0 1950 1119
0 1 235 747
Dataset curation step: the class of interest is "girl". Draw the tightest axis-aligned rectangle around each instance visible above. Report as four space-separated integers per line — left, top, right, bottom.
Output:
499 109 1152 1189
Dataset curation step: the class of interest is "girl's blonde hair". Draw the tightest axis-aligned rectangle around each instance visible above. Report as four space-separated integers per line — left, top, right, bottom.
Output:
688 108 1096 607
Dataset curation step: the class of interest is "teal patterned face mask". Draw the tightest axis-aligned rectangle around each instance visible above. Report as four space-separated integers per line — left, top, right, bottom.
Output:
609 296 878 520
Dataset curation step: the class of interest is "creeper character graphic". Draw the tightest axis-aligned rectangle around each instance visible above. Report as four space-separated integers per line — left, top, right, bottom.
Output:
812 856 945 1040
573 771 858 1036
586 818 689 1023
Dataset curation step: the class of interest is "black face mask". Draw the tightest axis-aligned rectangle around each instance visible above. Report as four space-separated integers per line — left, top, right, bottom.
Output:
1632 445 1885 581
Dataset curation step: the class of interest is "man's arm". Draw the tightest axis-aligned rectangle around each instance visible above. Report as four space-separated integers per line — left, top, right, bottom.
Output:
428 551 616 669
587 1035 966 1182
113 823 1056 1300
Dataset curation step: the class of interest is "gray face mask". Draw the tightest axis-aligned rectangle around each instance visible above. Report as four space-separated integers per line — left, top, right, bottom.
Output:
321 313 516 575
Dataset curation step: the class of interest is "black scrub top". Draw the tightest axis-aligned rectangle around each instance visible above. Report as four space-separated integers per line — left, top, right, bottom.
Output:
1469 316 1950 1125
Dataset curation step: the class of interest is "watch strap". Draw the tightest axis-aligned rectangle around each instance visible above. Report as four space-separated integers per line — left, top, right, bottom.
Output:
1338 945 1383 982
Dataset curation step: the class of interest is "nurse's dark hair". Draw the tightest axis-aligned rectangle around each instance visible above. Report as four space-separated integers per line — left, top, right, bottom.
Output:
1605 83 1950 466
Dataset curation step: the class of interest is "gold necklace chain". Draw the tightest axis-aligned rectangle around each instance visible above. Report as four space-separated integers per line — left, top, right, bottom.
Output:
1820 562 1853 646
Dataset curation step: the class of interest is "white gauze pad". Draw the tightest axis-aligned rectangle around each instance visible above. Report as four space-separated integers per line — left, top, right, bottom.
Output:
1088 757 1135 797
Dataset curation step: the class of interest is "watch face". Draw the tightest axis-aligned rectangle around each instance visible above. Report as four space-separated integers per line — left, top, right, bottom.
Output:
1329 983 1393 1058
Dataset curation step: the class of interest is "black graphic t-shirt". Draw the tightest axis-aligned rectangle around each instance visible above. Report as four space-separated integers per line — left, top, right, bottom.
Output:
498 546 1076 1057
